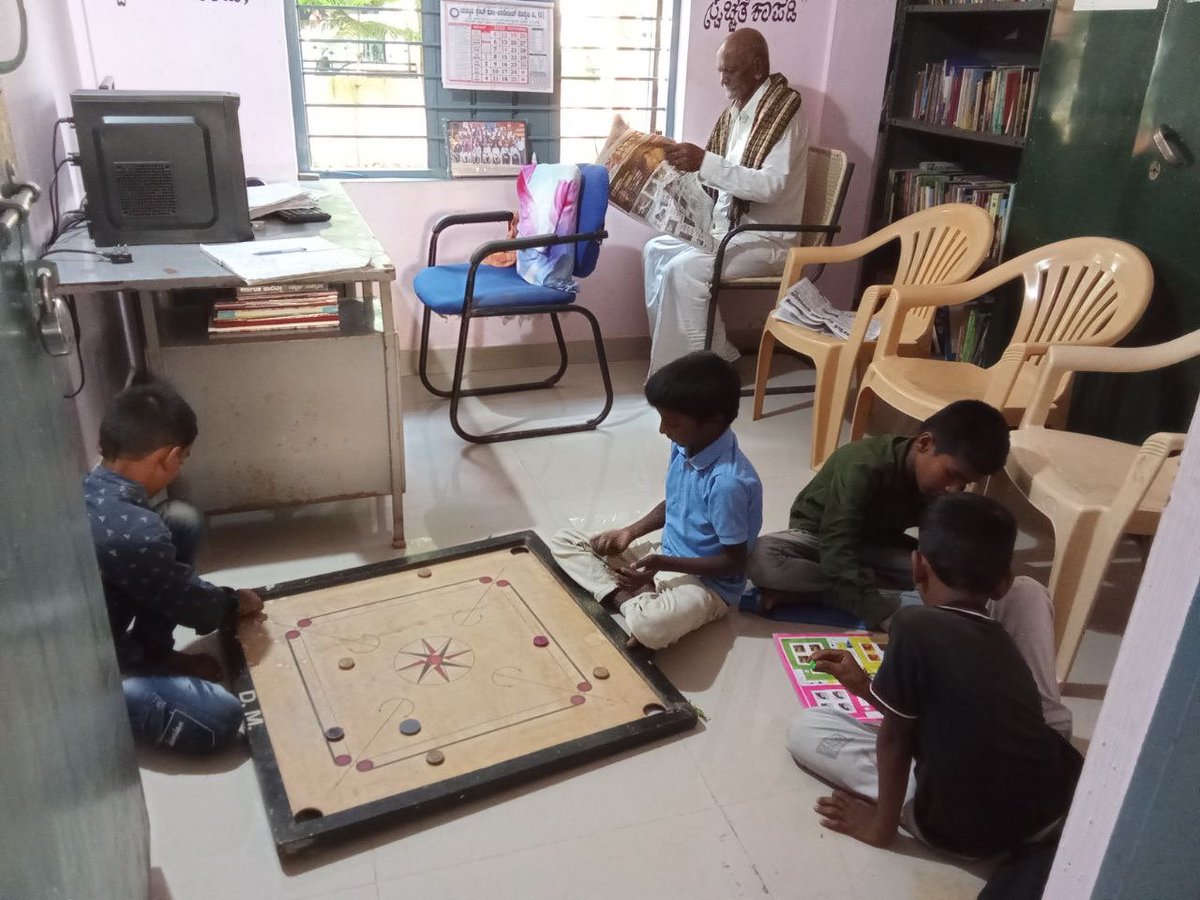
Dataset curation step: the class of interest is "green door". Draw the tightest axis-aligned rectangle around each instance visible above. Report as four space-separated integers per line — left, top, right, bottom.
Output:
1009 0 1200 441
0 93 150 898
1107 0 1200 438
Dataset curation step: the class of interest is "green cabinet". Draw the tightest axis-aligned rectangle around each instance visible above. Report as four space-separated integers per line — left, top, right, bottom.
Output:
1009 0 1200 440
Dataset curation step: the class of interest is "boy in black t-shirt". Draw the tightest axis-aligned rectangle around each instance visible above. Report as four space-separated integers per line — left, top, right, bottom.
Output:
785 493 1083 857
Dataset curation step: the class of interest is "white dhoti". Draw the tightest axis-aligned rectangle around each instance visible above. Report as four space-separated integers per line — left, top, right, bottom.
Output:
549 528 729 650
642 233 788 375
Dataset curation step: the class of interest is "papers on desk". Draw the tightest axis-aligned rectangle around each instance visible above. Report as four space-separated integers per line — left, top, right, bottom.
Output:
247 184 315 220
200 237 373 285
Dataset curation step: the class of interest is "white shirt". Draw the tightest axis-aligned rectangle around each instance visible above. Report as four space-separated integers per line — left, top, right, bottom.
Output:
698 79 810 239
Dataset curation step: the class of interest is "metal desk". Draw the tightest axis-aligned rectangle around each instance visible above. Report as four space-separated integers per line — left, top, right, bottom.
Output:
51 183 406 547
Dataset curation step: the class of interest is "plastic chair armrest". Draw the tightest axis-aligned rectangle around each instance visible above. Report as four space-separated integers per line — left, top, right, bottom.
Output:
427 210 515 265
1020 336 1200 427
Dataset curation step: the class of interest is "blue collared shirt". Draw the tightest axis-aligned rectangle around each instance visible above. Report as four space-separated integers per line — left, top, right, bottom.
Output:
661 428 763 603
83 466 235 669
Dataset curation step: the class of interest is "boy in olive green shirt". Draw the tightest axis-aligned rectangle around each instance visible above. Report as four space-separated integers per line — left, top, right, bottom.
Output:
746 400 1010 629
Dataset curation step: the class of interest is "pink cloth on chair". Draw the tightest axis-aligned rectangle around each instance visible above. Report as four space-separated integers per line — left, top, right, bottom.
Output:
516 163 581 293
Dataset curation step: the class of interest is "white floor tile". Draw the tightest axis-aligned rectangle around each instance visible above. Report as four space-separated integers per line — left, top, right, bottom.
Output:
145 358 1139 899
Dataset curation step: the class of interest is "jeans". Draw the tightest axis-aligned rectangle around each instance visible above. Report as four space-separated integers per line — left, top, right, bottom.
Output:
123 500 242 753
124 671 244 753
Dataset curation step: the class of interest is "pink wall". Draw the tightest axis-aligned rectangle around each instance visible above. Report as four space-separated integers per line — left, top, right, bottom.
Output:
678 0 836 146
65 0 298 181
344 178 659 352
817 2 896 302
41 0 896 353
0 0 84 241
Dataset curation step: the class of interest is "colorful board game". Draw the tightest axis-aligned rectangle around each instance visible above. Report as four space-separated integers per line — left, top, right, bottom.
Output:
226 533 696 852
773 633 887 723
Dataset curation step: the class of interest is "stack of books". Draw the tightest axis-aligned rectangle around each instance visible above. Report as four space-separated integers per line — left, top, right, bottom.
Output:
208 283 341 337
885 162 1014 263
910 60 1040 139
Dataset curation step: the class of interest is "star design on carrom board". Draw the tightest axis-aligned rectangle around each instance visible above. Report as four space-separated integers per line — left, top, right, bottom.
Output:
397 638 472 684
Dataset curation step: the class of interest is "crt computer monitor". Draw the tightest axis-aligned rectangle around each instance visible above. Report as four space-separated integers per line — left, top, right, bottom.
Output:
71 90 253 247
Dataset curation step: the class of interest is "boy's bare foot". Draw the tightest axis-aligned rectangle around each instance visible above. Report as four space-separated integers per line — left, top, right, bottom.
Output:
759 588 789 612
599 588 634 609
164 650 223 683
625 635 644 650
814 789 896 847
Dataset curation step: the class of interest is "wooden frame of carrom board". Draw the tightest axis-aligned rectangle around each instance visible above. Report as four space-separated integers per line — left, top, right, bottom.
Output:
223 531 698 852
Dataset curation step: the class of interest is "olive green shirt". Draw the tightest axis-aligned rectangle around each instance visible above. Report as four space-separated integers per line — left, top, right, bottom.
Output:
788 435 926 626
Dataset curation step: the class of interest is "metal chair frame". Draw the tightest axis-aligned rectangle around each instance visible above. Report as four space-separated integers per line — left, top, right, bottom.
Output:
702 158 854 397
418 211 613 444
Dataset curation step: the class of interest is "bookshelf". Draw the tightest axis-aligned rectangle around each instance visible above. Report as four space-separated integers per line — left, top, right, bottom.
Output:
864 0 1055 362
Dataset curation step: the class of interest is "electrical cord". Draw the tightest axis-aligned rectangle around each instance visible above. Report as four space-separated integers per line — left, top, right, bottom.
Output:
0 0 28 75
60 295 85 399
44 118 74 253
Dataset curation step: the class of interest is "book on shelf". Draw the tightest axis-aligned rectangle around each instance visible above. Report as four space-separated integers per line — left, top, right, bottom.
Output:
212 306 340 322
209 282 345 336
886 162 1015 262
235 283 330 298
910 60 1039 139
213 294 340 312
915 1 1047 6
208 317 341 337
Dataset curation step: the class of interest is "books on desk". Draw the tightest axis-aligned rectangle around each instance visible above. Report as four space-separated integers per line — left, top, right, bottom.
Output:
208 287 342 337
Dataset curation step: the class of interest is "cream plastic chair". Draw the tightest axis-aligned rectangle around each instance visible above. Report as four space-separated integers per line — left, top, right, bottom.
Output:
850 237 1154 439
753 204 994 470
999 331 1200 683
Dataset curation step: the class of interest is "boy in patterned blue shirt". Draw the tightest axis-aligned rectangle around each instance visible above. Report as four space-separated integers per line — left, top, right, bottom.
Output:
552 352 763 649
83 384 262 753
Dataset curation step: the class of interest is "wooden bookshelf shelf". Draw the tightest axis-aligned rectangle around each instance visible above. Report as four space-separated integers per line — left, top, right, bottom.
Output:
888 117 1027 148
861 0 1056 361
905 1 1054 15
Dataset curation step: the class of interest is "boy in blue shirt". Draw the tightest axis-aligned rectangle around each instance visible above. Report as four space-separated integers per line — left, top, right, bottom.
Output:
551 352 763 649
83 385 263 753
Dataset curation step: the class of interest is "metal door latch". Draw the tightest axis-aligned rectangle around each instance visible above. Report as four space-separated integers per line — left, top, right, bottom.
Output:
0 165 41 252
33 266 75 357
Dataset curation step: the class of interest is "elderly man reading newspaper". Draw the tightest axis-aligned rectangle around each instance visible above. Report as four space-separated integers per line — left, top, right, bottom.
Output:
643 28 808 374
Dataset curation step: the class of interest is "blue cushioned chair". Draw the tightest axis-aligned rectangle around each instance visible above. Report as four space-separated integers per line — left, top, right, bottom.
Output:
413 163 613 443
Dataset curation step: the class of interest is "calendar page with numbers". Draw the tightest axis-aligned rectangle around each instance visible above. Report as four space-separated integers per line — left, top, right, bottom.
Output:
773 633 888 723
440 0 554 93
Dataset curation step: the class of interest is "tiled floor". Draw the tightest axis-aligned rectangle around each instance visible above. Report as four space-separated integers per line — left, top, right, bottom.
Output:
148 359 1138 900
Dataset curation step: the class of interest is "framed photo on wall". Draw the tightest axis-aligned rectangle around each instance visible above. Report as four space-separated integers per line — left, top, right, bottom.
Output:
446 120 527 178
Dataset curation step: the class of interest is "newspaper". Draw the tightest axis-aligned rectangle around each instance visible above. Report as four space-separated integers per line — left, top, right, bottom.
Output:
772 278 880 342
596 116 716 252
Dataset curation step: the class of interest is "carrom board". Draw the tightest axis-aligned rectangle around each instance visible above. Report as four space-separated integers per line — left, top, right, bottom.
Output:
225 532 696 851
773 633 887 723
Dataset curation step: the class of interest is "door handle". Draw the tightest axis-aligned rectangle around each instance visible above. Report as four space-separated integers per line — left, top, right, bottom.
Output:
1153 125 1191 168
0 181 40 252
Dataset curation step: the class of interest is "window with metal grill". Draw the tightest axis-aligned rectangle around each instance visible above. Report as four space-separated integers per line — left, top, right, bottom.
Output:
284 0 681 177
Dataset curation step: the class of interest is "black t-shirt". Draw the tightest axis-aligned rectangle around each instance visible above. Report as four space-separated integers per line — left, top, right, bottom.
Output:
871 604 1084 857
